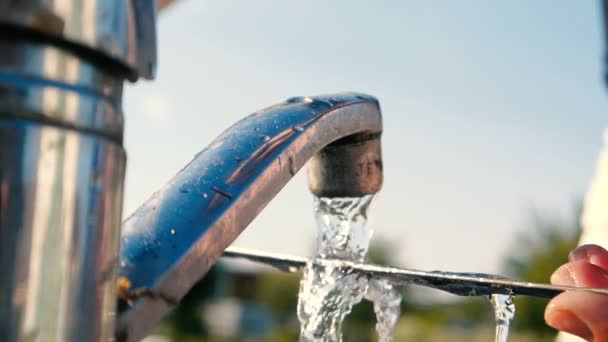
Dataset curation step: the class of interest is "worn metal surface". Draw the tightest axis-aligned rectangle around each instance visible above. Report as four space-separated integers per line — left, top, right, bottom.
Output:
308 134 382 197
0 4 135 339
223 247 608 299
0 41 124 141
116 93 383 341
0 0 157 80
0 119 126 341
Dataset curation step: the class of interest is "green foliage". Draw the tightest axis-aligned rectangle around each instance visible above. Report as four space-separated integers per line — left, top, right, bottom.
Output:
409 296 492 327
256 272 300 325
153 265 223 341
365 238 397 265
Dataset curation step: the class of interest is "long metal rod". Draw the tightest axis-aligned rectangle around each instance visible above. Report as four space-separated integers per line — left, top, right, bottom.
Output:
223 246 608 299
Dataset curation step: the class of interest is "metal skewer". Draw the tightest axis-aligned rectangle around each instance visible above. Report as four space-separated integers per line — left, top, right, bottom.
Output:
223 246 608 299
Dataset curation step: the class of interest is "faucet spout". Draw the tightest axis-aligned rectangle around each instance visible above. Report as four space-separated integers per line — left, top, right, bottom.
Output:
116 92 383 340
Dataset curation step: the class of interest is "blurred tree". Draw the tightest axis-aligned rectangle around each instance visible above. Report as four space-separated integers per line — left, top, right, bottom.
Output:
256 271 300 328
365 237 399 265
153 264 224 341
503 202 582 336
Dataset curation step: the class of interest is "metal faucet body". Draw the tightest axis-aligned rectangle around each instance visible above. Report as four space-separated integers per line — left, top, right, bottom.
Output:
0 2 384 341
117 94 383 341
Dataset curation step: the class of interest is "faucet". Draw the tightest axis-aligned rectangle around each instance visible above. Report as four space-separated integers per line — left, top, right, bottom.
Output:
0 1 383 340
116 93 384 341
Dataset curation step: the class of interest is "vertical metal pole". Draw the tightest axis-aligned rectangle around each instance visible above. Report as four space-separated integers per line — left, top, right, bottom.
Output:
0 1 156 340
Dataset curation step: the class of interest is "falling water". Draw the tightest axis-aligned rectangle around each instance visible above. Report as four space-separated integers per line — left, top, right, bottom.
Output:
297 196 402 342
297 196 371 342
297 258 369 342
366 279 402 342
489 294 515 342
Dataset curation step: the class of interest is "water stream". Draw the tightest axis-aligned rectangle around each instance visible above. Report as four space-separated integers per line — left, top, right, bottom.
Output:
366 279 402 342
297 196 402 342
489 294 515 342
296 195 514 341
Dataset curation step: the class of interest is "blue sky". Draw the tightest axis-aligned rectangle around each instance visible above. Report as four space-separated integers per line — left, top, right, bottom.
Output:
123 1 607 274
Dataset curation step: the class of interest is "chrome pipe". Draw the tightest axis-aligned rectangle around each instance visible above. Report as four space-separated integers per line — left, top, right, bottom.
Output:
0 0 157 80
116 93 383 341
0 43 127 342
0 1 156 340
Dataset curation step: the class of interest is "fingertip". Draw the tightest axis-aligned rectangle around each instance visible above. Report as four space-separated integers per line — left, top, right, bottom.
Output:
569 245 608 271
548 291 608 340
550 261 608 288
545 304 593 341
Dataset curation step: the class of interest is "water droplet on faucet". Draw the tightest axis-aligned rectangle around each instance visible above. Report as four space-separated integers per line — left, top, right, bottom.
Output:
286 96 313 104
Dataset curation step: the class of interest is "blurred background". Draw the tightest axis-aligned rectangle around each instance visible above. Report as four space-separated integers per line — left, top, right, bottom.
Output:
124 1 606 341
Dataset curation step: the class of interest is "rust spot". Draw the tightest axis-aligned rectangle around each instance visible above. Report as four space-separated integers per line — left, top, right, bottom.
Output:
117 276 179 306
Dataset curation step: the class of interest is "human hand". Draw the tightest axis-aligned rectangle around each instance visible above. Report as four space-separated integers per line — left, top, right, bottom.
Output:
545 244 608 341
